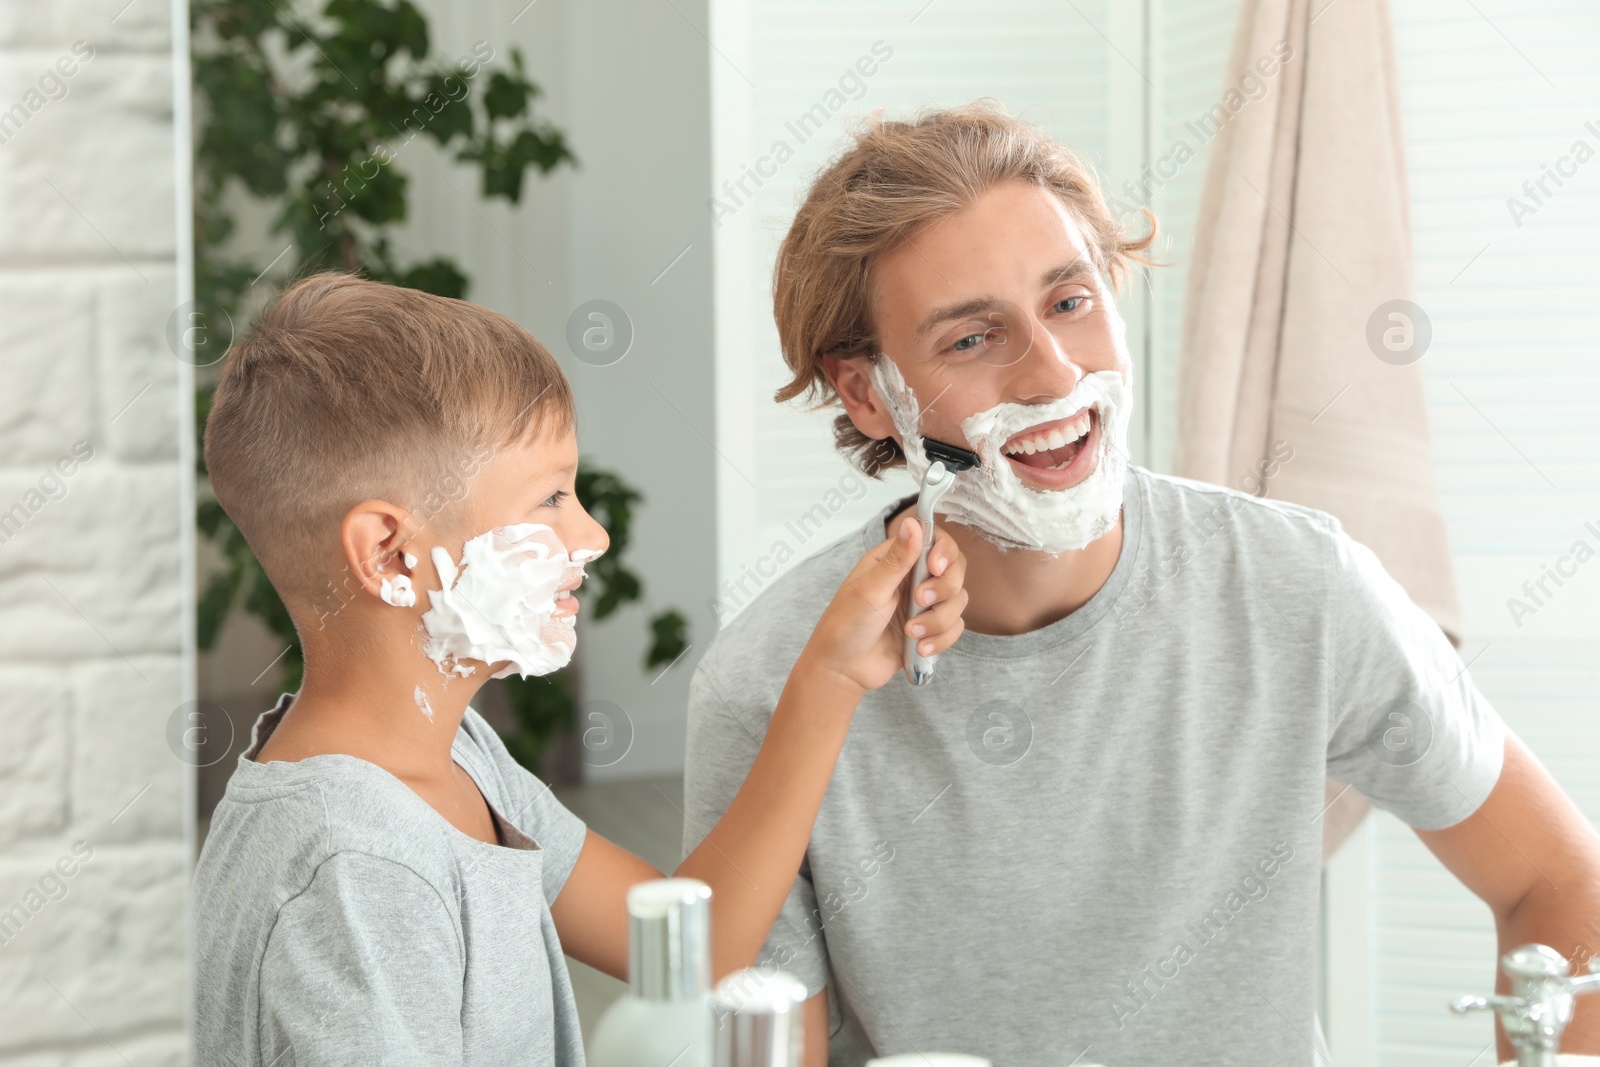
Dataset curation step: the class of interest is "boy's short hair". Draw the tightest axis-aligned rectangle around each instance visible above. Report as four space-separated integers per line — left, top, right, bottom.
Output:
204 273 574 606
772 99 1156 476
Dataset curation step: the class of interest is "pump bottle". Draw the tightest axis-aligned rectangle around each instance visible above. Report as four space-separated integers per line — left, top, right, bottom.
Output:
587 878 714 1067
710 967 808 1067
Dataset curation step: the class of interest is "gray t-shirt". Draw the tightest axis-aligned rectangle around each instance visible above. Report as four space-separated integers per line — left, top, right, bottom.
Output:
195 695 588 1066
683 465 1504 1067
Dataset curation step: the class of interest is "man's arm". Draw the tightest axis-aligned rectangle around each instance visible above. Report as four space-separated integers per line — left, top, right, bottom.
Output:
1416 733 1600 1061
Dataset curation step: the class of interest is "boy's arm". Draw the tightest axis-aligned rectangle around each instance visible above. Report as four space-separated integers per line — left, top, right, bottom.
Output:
673 519 964 979
674 654 866 978
551 658 867 982
549 829 661 980
802 990 829 1067
552 519 964 986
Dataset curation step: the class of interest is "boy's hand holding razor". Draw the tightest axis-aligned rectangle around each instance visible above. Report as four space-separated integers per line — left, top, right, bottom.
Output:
801 516 968 699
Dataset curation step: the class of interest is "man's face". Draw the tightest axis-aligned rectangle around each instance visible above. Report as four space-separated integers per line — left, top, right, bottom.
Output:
861 180 1132 491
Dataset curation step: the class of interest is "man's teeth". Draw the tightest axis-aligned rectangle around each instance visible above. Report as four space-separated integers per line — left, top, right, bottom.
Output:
1002 411 1092 457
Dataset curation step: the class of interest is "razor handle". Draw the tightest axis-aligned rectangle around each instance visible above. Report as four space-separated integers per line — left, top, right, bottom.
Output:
904 462 953 685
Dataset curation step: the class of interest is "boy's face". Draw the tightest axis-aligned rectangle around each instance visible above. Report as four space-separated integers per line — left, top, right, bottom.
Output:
312 418 611 684
379 420 611 683
450 422 609 624
838 179 1133 494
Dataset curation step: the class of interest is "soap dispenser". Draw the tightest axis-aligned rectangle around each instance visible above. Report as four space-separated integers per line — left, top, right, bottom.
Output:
587 878 714 1067
710 967 808 1067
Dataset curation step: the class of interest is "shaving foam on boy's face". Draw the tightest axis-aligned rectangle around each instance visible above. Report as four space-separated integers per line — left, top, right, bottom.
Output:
868 353 1131 555
408 422 610 680
419 523 600 679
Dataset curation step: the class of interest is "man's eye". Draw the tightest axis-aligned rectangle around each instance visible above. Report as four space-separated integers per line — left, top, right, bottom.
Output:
1055 296 1084 314
948 323 1006 354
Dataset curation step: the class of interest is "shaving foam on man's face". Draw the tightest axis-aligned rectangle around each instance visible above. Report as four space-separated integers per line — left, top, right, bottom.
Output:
870 356 1130 554
859 181 1135 554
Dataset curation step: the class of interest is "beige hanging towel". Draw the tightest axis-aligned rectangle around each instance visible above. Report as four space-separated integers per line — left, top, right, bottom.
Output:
1174 0 1462 644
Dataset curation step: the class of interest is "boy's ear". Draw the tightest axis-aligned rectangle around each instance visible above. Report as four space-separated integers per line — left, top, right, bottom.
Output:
340 499 415 600
823 354 899 447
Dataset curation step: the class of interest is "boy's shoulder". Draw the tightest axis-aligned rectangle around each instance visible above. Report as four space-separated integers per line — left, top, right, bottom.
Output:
197 703 470 916
204 757 461 902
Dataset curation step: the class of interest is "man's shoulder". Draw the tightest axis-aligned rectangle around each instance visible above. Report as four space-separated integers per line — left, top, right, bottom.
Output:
695 516 881 717
1128 467 1379 631
1136 466 1341 555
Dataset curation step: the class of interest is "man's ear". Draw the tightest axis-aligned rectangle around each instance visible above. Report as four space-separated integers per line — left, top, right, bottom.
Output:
823 354 898 445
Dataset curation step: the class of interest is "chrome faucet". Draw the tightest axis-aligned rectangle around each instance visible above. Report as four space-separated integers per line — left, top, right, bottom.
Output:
1451 944 1600 1067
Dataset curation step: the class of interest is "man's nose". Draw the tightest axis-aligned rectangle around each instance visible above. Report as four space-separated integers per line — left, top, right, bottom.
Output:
1002 311 1083 398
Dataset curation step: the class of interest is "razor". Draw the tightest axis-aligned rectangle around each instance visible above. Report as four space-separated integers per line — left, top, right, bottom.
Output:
904 438 980 685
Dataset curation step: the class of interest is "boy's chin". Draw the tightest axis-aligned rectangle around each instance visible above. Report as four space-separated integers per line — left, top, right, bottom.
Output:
486 638 578 680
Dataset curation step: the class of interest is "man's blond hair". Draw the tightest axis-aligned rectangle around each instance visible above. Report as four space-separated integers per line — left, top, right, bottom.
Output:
204 273 574 606
772 99 1156 475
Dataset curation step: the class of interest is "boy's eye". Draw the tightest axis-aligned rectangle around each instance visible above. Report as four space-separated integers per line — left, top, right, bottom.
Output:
542 489 570 508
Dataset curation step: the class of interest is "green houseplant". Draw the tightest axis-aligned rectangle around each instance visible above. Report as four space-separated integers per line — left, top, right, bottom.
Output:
191 0 687 773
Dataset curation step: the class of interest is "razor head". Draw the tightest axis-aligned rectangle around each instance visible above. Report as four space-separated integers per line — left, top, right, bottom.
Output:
923 438 980 472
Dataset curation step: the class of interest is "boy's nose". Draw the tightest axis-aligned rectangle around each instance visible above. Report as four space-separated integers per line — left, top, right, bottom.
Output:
573 510 610 561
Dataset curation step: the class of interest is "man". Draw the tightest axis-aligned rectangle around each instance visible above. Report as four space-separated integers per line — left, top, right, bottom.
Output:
683 100 1600 1065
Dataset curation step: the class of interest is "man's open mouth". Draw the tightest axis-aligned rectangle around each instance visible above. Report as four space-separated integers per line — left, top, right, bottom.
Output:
1000 407 1097 471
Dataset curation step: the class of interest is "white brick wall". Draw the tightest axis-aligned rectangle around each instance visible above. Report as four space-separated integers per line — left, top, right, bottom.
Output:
0 1 188 1063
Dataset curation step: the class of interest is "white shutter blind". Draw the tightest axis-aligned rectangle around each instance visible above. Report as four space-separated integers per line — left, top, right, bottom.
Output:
1146 0 1243 473
1374 4 1600 1063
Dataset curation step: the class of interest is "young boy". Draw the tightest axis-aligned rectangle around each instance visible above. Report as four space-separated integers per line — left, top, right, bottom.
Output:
192 273 969 1065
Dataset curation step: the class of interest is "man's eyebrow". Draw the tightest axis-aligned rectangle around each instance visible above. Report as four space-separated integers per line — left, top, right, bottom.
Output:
915 296 1004 338
1038 257 1093 288
913 258 1094 338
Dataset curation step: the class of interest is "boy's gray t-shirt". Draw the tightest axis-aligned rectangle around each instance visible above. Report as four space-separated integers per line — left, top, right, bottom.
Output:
194 696 588 1066
683 465 1505 1067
